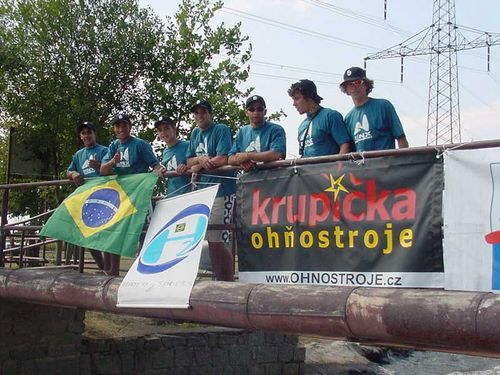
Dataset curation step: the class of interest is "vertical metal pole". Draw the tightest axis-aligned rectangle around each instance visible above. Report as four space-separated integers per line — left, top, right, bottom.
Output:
384 0 387 20
0 127 14 267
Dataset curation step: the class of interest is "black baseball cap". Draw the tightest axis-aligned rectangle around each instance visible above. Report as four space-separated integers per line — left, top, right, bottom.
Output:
77 121 96 133
341 67 367 85
190 100 213 113
289 79 323 102
154 115 175 128
245 95 266 109
111 113 131 126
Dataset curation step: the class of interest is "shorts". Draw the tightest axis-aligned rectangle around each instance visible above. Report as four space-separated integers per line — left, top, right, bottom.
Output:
206 194 235 243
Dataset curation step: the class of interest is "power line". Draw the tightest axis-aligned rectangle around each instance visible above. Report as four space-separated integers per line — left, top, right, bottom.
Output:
300 0 413 38
221 6 378 50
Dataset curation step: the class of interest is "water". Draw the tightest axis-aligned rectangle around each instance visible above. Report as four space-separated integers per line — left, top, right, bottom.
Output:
303 340 500 375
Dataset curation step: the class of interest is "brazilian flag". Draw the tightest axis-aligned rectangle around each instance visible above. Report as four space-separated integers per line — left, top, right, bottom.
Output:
40 173 158 257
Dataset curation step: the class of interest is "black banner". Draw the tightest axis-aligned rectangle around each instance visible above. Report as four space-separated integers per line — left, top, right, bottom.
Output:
236 154 444 286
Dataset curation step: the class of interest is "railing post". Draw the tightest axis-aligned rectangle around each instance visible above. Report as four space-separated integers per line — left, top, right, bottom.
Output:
0 189 8 267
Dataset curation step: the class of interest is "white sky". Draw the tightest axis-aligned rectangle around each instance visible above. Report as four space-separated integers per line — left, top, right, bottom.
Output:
139 0 500 157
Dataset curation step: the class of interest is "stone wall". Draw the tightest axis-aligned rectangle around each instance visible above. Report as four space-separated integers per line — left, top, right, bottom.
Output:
0 300 305 375
0 300 85 374
82 330 305 375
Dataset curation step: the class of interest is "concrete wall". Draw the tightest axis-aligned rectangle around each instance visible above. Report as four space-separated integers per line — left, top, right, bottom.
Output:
0 300 305 375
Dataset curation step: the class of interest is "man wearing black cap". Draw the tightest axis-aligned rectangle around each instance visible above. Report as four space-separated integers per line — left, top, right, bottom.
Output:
67 121 108 186
288 79 351 157
228 95 286 171
340 67 409 152
100 113 163 276
186 100 236 281
100 113 162 176
67 121 108 271
154 116 190 197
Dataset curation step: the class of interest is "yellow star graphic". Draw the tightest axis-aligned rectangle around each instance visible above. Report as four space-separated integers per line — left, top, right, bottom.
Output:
324 173 349 201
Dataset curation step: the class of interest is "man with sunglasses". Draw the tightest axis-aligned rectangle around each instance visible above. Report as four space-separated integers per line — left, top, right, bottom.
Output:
288 79 351 157
228 95 286 171
340 67 409 152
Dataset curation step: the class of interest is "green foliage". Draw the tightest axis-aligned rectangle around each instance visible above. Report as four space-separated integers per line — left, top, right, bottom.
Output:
0 0 253 217
140 0 252 136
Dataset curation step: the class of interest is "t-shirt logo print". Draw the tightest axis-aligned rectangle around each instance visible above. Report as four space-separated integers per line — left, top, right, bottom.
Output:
166 155 178 171
195 138 208 156
82 154 96 175
116 148 130 168
245 136 261 152
354 114 373 143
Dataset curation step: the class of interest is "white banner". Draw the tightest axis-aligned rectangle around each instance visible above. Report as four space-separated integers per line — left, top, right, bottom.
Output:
117 185 219 308
240 271 444 288
443 148 500 292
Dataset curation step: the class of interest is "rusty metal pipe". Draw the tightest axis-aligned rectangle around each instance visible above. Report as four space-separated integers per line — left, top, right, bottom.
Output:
0 268 499 358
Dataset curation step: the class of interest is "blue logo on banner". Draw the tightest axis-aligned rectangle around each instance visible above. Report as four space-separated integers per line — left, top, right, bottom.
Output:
137 204 210 274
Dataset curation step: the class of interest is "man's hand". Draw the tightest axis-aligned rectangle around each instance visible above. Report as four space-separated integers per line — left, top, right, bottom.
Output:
235 152 252 165
88 159 100 170
69 171 84 186
152 164 166 177
241 160 256 171
176 164 188 175
198 156 216 170
190 164 203 173
113 152 121 165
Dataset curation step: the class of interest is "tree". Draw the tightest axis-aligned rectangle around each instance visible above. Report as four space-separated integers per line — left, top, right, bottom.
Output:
139 0 252 138
0 0 254 218
0 0 164 179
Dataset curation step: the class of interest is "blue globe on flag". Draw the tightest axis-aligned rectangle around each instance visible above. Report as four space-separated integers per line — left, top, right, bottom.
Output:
81 188 120 228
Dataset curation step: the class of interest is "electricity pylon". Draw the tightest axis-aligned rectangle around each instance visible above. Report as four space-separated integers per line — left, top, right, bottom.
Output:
365 0 500 145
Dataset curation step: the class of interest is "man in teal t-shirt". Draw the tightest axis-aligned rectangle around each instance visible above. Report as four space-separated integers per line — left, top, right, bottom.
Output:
288 79 351 157
340 66 409 152
67 121 107 185
186 100 236 281
155 116 190 197
67 121 108 271
229 95 286 171
100 113 163 276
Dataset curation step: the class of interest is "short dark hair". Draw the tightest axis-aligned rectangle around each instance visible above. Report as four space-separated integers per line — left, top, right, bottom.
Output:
287 79 323 104
339 78 374 95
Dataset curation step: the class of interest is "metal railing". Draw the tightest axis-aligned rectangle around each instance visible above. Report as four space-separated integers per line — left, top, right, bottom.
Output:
1 139 499 273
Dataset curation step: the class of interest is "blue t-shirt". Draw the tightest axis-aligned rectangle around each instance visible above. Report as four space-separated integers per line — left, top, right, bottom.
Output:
161 140 191 197
186 123 237 198
102 136 159 175
67 144 108 177
229 121 286 157
297 107 351 157
344 98 405 152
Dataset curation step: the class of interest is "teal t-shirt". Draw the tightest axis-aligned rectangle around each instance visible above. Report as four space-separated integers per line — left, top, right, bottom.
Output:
161 140 191 197
186 123 236 198
229 121 286 157
67 144 108 177
344 98 405 152
102 136 159 175
297 107 351 157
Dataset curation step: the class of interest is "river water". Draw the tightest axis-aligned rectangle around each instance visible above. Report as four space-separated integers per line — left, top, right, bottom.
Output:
303 339 500 374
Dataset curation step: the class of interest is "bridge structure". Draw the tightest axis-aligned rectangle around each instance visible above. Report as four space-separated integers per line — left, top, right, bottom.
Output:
1 141 500 359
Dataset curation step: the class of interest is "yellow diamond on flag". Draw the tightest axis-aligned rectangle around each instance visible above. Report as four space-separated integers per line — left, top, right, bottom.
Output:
64 179 138 238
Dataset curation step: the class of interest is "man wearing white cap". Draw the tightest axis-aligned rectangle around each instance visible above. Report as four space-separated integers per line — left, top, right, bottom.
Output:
340 67 409 152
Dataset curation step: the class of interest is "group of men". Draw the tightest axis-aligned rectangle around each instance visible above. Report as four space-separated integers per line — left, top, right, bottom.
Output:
290 66 408 157
66 66 407 278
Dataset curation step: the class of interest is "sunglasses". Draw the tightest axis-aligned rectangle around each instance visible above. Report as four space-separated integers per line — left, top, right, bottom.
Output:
346 79 364 87
247 107 265 112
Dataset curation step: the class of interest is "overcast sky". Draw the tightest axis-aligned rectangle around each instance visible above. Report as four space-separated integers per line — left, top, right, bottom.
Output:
139 0 500 157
